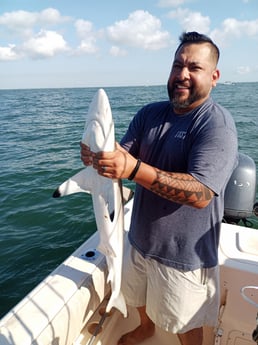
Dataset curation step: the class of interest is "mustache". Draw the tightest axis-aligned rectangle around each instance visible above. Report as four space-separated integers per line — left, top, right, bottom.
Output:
167 81 191 97
173 79 192 88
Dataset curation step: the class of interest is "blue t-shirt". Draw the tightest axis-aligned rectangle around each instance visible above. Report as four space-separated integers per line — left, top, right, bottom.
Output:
120 97 238 270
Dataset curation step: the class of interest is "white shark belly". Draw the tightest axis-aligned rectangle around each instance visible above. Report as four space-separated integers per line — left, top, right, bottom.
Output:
53 89 127 317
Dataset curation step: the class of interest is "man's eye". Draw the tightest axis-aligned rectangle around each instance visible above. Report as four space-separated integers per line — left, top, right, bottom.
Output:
190 65 202 71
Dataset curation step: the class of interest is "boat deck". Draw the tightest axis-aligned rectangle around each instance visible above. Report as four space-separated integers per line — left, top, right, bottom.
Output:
75 301 218 345
1 209 258 345
76 304 182 345
75 222 258 345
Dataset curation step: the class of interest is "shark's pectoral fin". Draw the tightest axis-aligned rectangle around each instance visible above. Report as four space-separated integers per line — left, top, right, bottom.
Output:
52 167 96 198
53 188 62 198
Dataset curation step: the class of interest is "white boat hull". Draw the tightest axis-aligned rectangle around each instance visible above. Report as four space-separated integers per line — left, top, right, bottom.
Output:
1 198 258 345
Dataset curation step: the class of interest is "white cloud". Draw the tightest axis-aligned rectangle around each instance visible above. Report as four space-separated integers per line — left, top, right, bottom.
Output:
0 8 70 38
74 19 98 54
0 8 171 61
106 10 170 50
157 0 188 7
75 19 94 38
39 8 71 25
211 18 258 46
109 46 127 57
0 10 35 37
20 30 69 59
236 65 251 75
168 8 210 33
0 10 35 28
0 8 71 61
0 44 20 61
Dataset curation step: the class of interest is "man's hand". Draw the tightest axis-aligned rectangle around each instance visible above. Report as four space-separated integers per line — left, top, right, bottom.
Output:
80 142 137 179
80 142 95 166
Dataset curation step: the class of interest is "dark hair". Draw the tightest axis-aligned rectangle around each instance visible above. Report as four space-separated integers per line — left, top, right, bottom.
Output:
175 31 220 65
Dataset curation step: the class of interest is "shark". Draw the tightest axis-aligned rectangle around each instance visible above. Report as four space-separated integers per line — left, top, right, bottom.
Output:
53 88 127 317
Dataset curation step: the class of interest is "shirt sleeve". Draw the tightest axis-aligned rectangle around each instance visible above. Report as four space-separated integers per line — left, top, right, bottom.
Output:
188 105 238 196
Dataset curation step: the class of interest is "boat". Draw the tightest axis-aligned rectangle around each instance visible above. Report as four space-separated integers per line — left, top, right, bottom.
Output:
223 81 234 85
0 153 258 345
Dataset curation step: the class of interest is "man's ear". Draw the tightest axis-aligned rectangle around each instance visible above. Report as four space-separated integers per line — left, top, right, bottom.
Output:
212 69 220 87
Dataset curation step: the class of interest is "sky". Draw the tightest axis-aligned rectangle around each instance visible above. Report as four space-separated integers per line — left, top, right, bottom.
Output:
1 0 258 89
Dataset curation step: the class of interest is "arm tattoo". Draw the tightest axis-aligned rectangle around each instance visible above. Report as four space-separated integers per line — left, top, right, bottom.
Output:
150 170 214 207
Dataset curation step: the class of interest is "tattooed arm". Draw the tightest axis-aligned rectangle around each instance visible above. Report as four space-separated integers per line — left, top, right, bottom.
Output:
133 162 214 209
81 142 214 209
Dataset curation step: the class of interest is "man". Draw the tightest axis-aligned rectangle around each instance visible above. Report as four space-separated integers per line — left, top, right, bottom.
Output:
81 32 238 345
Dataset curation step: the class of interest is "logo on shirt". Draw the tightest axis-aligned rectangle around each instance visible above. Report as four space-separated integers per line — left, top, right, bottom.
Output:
175 131 187 139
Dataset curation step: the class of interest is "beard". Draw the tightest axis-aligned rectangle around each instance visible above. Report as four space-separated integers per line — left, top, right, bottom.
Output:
167 81 205 111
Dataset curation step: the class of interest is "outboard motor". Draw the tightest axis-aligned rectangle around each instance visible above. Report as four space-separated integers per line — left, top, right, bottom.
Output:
224 152 258 224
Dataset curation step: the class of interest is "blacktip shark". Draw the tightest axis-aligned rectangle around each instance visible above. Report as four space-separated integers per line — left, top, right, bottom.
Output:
53 88 127 317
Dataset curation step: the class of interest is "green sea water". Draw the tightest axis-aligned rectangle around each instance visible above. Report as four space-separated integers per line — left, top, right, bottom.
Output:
0 84 257 318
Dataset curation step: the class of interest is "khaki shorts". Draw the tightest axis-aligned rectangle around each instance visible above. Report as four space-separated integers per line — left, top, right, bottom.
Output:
121 240 220 334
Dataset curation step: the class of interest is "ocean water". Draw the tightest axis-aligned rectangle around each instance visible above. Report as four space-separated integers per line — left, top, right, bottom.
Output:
0 84 258 318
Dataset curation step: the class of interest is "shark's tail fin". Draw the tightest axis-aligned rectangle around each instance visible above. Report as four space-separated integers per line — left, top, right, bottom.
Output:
106 290 127 318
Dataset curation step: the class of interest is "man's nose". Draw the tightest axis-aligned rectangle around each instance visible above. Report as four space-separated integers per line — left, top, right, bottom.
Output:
177 66 190 80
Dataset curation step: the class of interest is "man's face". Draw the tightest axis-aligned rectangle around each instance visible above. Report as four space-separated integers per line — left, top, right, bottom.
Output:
167 43 220 114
